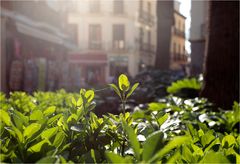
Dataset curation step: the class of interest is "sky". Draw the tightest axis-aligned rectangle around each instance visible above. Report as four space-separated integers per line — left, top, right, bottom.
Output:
179 0 191 54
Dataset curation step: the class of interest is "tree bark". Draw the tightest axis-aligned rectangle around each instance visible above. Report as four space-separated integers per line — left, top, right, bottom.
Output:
200 1 239 109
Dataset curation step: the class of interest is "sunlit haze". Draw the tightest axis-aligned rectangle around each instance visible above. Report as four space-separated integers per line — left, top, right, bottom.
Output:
179 0 191 54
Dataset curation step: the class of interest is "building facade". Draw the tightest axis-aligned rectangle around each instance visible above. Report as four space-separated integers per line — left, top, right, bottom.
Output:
155 0 188 71
68 0 157 84
170 1 188 70
190 0 208 75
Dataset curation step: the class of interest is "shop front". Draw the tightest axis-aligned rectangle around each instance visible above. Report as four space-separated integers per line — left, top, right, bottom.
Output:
109 56 129 76
1 15 69 93
68 52 107 89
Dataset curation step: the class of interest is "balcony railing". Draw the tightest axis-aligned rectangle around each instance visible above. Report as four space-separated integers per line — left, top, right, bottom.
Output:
86 41 134 52
172 53 188 62
173 28 185 38
89 41 102 50
138 10 154 26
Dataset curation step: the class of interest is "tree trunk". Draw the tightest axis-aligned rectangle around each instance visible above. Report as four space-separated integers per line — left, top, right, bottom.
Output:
200 1 239 109
155 0 174 70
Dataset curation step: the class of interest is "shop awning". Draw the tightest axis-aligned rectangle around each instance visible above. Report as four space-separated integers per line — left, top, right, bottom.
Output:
16 22 63 45
69 52 107 65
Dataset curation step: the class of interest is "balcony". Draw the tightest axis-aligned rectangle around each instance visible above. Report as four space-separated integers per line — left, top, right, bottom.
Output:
138 10 154 26
89 41 102 50
172 53 188 62
85 41 134 53
110 41 133 53
173 27 185 38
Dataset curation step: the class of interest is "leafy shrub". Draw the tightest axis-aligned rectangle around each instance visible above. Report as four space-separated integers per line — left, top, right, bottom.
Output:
167 78 202 98
0 74 239 163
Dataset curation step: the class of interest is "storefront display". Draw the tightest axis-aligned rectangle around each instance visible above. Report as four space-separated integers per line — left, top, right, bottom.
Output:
23 59 38 93
47 60 58 91
68 52 107 86
9 60 23 91
58 62 70 90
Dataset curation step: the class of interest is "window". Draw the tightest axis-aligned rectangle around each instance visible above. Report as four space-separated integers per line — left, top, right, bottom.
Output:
113 24 125 49
89 24 101 49
139 0 143 11
89 0 100 13
113 0 124 14
178 20 181 30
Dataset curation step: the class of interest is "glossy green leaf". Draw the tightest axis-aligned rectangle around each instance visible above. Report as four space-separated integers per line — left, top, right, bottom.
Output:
167 78 201 94
126 83 139 99
191 144 203 157
119 74 130 91
59 156 67 164
5 126 23 142
30 110 44 121
109 84 122 99
41 127 58 140
67 114 78 123
80 89 86 95
148 103 167 111
23 123 41 139
123 121 140 160
105 152 131 163
200 130 215 147
91 149 97 163
47 113 62 125
132 111 145 119
36 156 57 163
14 110 29 125
12 113 23 130
43 106 56 116
53 131 65 148
85 90 95 102
222 135 236 148
71 97 77 106
181 145 194 162
77 97 83 106
82 149 101 163
204 138 220 153
187 124 198 139
237 154 240 164
27 139 50 152
157 113 169 126
198 129 204 137
167 151 181 163
200 151 230 163
142 131 164 161
0 110 11 126
149 136 189 162
12 126 24 142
